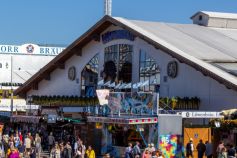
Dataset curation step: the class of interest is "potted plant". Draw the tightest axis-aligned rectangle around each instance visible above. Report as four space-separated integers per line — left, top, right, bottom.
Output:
171 97 178 109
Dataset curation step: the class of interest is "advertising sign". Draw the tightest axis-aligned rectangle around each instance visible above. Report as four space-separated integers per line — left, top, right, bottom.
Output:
180 111 223 118
96 89 110 105
0 44 64 56
108 92 157 115
0 99 39 111
102 30 135 44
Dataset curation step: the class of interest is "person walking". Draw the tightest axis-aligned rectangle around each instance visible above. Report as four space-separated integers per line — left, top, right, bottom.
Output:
24 135 32 155
48 132 55 151
86 146 95 158
0 139 5 158
35 133 41 158
196 139 206 158
62 142 72 158
13 133 20 148
218 147 227 158
125 143 133 158
17 141 25 158
55 143 61 158
227 144 236 158
205 141 213 158
142 148 151 158
186 138 194 158
66 142 72 158
132 141 141 158
75 140 86 158
216 141 225 157
8 147 20 158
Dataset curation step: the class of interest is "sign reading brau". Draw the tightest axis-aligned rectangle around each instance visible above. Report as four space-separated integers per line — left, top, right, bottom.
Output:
0 44 65 56
102 30 135 44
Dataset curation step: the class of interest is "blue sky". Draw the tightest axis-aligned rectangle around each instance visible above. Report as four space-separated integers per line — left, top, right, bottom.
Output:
1 0 237 46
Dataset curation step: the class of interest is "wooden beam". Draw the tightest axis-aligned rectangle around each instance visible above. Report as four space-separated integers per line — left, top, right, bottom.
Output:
71 47 82 56
32 83 38 90
91 34 100 42
54 62 65 69
44 73 51 81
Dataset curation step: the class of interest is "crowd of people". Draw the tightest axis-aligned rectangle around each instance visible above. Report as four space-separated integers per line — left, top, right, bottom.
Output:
186 138 237 158
0 131 40 158
0 129 96 158
124 141 163 158
49 135 96 158
0 127 236 158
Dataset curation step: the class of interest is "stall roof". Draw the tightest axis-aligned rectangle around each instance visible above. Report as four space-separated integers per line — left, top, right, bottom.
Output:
15 14 237 95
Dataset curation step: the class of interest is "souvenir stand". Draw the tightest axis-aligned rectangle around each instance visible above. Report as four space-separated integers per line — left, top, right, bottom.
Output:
87 88 159 157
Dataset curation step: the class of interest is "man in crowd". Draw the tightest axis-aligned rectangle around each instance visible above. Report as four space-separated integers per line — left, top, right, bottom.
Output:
196 139 206 158
186 138 194 158
205 140 213 158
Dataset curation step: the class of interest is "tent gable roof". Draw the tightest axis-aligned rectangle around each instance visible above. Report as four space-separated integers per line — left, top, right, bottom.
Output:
15 15 237 96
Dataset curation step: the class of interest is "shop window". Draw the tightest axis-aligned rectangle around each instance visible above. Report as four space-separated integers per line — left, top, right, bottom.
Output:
81 54 99 97
139 49 160 92
103 44 133 83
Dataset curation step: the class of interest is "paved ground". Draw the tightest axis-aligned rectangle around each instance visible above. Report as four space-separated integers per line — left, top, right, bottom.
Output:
39 150 50 158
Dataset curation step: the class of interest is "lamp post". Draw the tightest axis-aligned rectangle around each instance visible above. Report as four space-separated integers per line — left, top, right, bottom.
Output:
10 55 13 117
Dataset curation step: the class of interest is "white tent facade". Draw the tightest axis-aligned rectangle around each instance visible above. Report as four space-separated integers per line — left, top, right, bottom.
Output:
15 11 237 112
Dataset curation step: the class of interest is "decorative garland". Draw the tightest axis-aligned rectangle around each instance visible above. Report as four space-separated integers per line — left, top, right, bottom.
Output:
31 95 99 106
159 97 200 110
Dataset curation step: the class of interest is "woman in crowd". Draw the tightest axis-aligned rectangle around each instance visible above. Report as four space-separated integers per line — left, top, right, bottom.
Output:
218 147 227 158
55 143 61 158
86 145 95 158
142 149 151 158
8 147 20 158
35 133 41 158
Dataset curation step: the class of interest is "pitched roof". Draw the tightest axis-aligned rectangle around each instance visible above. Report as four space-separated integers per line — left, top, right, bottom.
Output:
191 11 237 19
15 15 237 96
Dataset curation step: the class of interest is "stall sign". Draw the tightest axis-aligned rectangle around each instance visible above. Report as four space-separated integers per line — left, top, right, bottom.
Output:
0 99 39 111
102 30 135 44
0 44 64 56
96 89 110 105
180 111 223 118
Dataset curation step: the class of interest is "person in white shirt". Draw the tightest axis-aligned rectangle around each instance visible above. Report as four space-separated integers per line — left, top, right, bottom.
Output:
186 138 194 158
125 143 133 158
24 135 31 153
150 143 156 153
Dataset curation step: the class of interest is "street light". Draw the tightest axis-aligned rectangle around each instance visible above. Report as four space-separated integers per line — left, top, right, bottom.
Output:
10 56 13 117
214 121 221 128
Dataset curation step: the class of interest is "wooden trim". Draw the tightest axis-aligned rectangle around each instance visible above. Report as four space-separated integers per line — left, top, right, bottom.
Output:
54 63 65 69
44 73 51 81
32 83 38 90
71 47 82 56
